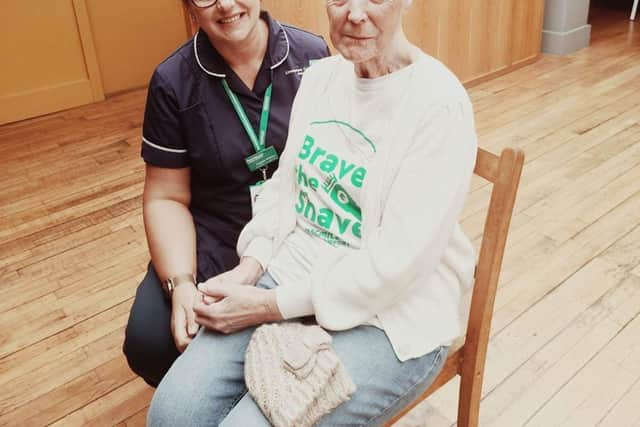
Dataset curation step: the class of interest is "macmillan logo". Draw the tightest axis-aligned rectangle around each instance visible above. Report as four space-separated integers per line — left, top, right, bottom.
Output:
293 121 375 246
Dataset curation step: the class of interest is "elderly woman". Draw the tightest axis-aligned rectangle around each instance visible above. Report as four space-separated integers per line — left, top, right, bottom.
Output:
123 0 329 387
147 0 477 425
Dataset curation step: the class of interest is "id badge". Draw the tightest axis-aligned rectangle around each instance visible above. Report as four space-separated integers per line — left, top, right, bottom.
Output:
245 146 279 172
249 181 265 217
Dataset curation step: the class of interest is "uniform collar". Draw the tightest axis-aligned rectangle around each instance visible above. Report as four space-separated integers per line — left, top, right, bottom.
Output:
193 11 290 78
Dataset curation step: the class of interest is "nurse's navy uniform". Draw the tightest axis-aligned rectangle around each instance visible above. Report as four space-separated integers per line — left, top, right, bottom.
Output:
123 12 329 387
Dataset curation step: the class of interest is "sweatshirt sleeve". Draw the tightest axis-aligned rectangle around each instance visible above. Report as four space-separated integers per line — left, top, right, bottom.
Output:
276 100 477 327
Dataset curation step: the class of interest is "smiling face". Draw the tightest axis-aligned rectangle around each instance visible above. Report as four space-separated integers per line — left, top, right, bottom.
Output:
187 0 263 47
326 0 405 64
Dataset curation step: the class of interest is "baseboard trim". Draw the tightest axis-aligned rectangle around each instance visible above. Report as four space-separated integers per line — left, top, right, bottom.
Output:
542 24 592 55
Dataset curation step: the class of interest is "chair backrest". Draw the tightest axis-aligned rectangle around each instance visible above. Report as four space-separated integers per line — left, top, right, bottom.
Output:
458 147 525 424
382 147 524 427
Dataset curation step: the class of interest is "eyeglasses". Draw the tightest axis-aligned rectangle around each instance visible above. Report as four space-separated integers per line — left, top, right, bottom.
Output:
190 0 219 8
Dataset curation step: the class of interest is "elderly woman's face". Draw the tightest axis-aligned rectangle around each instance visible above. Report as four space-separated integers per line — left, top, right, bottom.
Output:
189 0 262 45
326 0 405 64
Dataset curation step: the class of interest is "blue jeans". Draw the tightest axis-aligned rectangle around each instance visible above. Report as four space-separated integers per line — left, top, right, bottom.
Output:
147 273 448 426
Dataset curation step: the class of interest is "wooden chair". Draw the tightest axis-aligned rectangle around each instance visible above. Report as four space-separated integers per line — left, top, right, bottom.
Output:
384 147 525 427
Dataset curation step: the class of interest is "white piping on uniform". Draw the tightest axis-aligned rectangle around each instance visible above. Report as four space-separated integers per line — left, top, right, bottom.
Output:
270 21 291 70
193 31 226 78
193 20 290 76
143 137 188 153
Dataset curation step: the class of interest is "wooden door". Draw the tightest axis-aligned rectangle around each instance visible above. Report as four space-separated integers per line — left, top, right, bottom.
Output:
84 0 190 95
0 0 104 125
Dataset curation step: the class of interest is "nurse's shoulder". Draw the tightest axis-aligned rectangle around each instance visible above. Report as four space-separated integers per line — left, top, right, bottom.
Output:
145 35 208 113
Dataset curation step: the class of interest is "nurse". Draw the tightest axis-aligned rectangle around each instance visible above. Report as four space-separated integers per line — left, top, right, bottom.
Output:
122 0 329 387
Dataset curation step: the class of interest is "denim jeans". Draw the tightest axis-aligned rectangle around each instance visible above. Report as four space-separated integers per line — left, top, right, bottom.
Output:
147 273 448 426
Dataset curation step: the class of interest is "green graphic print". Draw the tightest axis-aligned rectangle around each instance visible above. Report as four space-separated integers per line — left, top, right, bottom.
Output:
294 121 375 247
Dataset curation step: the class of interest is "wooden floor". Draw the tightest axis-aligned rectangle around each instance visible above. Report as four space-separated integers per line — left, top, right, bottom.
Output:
1 7 639 427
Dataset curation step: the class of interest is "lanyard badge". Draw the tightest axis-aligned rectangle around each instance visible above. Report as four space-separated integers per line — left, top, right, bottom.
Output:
221 79 279 180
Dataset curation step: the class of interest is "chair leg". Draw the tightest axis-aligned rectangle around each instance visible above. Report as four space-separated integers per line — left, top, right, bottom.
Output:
632 0 639 20
456 370 482 427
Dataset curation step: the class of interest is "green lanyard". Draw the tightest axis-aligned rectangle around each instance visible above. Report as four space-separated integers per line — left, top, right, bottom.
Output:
221 79 278 180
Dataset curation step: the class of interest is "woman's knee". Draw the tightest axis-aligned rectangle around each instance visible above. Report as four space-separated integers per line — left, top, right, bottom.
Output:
122 265 178 386
317 328 448 426
147 381 198 426
147 330 252 426
146 345 213 425
122 318 176 386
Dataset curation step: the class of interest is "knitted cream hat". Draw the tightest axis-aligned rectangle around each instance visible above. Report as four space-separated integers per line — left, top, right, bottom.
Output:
245 323 356 427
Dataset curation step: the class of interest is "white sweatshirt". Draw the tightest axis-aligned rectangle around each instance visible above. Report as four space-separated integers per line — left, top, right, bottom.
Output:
238 54 477 361
267 57 418 312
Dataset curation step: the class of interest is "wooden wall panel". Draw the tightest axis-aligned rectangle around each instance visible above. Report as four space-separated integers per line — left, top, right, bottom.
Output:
1 1 85 94
1 0 545 124
262 0 330 45
85 0 189 95
491 0 516 72
0 0 103 125
468 0 514 79
261 0 545 85
401 0 440 57
511 0 546 64
437 0 473 81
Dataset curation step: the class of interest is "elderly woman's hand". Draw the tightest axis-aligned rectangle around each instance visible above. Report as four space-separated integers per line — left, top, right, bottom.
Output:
202 257 264 291
193 281 282 334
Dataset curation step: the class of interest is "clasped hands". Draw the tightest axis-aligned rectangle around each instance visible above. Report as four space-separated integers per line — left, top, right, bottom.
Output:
172 257 283 352
194 260 283 334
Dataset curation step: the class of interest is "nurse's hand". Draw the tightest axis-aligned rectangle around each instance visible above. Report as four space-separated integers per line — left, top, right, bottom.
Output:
193 282 282 334
171 283 200 353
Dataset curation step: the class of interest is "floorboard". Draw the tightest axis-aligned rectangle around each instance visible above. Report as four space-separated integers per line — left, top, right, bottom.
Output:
0 6 638 427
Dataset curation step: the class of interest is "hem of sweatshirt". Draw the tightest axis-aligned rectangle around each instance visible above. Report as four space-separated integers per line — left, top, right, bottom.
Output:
275 284 314 319
240 237 273 271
